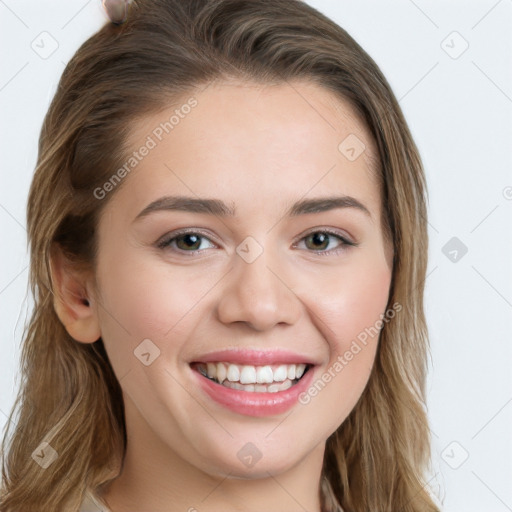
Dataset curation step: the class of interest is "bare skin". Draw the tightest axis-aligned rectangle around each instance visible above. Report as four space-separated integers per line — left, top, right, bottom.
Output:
52 79 393 512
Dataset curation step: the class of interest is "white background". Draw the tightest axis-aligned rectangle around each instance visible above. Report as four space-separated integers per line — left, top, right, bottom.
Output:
1 1 511 510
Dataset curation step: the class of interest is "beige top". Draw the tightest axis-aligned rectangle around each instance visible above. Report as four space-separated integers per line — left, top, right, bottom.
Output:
79 487 344 511
79 490 112 512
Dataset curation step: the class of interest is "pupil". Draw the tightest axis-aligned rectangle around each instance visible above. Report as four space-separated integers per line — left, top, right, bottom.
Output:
309 232 328 250
178 234 200 250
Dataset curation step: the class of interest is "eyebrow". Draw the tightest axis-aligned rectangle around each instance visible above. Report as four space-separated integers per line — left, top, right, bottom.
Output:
133 195 372 222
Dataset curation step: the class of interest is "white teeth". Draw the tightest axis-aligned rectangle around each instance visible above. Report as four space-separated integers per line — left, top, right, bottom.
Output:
197 361 309 386
280 380 293 391
206 362 217 378
224 381 244 390
239 366 257 384
222 379 294 393
226 364 240 382
273 365 288 382
267 380 293 392
295 363 306 379
256 365 273 384
216 362 227 383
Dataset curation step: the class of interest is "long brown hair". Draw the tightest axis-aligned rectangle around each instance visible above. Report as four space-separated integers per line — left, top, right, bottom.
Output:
0 1 439 510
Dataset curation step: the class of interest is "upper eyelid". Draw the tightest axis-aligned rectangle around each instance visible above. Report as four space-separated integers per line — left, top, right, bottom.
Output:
294 227 354 244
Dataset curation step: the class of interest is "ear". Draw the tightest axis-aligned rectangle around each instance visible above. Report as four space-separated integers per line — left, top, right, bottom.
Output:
50 246 101 343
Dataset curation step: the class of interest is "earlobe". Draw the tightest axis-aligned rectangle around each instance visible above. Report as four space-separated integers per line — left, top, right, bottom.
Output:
50 246 101 344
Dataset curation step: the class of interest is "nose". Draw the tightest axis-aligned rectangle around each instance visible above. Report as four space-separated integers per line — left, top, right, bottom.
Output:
216 244 301 331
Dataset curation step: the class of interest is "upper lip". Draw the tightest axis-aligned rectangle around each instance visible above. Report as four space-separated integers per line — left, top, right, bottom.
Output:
189 348 319 366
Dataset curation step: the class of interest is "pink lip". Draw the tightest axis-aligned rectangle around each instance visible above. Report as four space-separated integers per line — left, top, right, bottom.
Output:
189 348 317 366
189 362 317 417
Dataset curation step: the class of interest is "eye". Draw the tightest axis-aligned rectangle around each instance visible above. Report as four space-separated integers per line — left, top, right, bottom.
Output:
156 229 216 254
294 229 357 255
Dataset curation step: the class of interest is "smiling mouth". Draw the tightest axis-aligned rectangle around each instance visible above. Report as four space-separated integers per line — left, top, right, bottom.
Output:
190 361 312 393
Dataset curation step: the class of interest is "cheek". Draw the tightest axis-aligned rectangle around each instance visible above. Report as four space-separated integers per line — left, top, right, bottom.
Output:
94 249 224 363
335 266 390 345
294 254 391 421
298 251 392 351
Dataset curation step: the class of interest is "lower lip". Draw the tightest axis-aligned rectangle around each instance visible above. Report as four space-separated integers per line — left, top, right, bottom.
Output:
190 364 316 417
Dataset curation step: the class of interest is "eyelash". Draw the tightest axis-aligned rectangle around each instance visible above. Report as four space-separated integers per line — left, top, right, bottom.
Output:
156 228 358 257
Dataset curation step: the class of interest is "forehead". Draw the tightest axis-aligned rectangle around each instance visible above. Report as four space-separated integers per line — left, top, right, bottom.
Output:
114 79 381 221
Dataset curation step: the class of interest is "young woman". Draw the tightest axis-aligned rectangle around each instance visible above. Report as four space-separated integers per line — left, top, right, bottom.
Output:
0 1 440 510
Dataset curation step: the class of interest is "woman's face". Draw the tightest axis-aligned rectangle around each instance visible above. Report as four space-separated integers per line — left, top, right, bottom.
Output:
92 79 393 479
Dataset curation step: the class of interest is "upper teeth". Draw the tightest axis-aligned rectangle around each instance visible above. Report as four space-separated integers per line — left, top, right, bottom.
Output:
200 362 307 384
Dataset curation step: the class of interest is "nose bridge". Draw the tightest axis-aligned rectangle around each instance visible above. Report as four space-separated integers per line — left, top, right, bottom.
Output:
216 235 300 330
